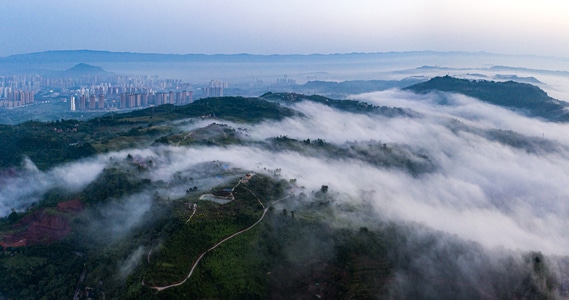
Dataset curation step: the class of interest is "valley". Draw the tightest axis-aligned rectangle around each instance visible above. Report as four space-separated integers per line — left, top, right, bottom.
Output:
0 78 568 299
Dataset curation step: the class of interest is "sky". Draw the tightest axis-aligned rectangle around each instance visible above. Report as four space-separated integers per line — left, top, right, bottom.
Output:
1 0 569 57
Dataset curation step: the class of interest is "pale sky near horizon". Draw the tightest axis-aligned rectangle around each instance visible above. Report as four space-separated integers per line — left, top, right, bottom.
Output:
1 0 568 58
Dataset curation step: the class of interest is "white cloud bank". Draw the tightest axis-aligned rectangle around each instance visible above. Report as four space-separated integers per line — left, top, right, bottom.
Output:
2 89 569 257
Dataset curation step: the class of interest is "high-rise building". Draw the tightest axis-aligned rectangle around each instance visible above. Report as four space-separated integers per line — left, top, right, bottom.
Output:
70 96 76 111
18 91 32 105
276 76 296 86
135 93 142 107
155 92 167 105
80 95 87 110
128 93 136 108
176 91 193 105
89 94 96 110
120 93 127 108
203 80 225 97
142 93 149 107
98 94 104 110
176 91 182 105
27 91 35 104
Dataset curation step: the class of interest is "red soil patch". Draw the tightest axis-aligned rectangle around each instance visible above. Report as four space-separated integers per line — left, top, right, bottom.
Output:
0 199 84 249
57 199 84 213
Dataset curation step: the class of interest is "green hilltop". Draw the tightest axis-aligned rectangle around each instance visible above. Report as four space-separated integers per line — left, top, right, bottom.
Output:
405 75 569 122
0 96 297 170
261 92 416 117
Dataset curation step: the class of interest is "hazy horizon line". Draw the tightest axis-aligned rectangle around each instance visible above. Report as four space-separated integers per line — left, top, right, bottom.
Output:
4 49 568 60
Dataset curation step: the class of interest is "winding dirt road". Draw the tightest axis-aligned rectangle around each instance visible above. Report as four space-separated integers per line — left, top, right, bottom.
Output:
152 185 290 292
185 207 197 224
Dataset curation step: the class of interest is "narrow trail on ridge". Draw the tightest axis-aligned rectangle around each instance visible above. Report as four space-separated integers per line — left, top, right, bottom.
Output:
151 181 291 292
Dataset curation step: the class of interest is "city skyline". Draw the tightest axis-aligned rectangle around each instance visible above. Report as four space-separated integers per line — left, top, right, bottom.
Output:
1 0 569 58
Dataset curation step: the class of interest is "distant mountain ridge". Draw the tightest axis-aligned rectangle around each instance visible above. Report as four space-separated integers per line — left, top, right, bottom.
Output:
298 78 423 95
0 49 527 64
1 50 191 63
405 76 569 122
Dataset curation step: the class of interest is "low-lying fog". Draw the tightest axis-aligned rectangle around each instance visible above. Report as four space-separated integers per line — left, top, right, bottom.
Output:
3 87 569 259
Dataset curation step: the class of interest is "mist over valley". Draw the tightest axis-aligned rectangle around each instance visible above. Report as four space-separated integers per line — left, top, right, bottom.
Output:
1 51 569 298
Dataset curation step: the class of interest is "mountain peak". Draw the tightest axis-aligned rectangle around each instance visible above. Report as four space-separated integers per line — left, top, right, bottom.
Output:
65 63 106 73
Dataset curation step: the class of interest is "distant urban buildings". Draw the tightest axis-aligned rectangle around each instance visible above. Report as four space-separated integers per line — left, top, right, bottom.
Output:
276 75 296 86
70 90 194 111
0 76 37 108
0 72 265 113
0 90 35 108
0 73 200 112
202 80 226 97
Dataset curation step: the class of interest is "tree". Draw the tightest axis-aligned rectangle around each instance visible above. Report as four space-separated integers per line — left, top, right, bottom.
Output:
320 185 329 193
8 209 18 224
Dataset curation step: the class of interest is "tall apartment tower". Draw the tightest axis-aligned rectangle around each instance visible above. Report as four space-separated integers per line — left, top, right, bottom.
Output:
155 92 167 105
203 80 225 97
70 96 76 111
89 94 96 110
120 93 127 108
128 93 136 108
142 93 149 107
28 91 35 104
135 93 142 107
98 94 104 110
80 95 87 110
176 91 194 105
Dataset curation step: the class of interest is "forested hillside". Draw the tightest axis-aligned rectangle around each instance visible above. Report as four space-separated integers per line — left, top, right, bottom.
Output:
405 75 569 121
0 88 566 299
